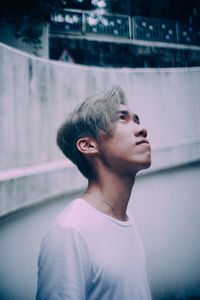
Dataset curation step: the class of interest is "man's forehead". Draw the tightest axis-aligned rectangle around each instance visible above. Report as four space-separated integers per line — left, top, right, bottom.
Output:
119 104 127 110
118 104 134 115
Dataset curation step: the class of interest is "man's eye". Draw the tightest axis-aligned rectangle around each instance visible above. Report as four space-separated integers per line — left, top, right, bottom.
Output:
119 115 126 120
135 119 140 125
134 114 140 125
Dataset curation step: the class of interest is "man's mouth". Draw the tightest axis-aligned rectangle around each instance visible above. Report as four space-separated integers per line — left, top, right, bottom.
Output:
136 139 149 145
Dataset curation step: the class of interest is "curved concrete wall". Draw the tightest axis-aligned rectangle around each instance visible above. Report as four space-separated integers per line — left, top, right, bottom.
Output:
1 43 200 171
0 42 200 299
0 42 200 216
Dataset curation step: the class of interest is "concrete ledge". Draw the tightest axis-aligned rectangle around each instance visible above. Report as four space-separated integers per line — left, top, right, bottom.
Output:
50 33 200 51
0 137 200 217
0 161 87 217
139 137 200 177
150 137 200 172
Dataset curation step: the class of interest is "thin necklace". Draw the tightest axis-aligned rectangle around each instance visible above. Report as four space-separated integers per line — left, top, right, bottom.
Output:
85 191 127 221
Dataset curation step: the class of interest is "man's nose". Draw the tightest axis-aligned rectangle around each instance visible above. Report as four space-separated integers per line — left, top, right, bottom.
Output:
135 124 147 138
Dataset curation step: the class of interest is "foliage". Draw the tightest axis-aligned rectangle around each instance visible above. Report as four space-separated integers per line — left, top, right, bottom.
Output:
0 0 63 46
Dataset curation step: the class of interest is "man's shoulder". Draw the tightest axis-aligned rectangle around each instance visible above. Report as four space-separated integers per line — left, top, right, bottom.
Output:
50 198 99 232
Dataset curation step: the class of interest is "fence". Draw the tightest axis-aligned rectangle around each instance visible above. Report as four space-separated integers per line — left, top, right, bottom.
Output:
50 9 200 46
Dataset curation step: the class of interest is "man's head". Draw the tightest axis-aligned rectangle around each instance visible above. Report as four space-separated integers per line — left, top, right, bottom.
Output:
56 85 127 178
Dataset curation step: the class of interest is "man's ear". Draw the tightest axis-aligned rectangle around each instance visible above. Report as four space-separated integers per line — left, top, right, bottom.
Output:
77 137 99 155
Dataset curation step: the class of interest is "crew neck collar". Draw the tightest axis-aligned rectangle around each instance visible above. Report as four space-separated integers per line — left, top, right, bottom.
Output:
76 198 132 227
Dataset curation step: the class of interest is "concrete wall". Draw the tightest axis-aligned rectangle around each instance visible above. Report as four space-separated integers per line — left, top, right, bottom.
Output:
131 162 200 299
0 42 200 299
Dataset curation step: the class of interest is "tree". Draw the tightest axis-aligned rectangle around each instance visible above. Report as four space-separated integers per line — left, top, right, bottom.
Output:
0 0 63 47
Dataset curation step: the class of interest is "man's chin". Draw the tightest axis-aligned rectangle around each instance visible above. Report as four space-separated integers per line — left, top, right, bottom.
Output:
145 157 151 169
144 159 151 169
136 159 151 173
144 153 152 169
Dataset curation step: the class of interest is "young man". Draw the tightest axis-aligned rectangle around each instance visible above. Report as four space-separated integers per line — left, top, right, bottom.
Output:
36 85 152 300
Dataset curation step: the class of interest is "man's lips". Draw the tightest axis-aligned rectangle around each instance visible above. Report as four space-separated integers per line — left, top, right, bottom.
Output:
136 139 150 145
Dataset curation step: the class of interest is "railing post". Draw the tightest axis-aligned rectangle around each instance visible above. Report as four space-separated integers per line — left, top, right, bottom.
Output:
82 11 86 34
128 16 132 40
132 17 135 40
176 21 180 43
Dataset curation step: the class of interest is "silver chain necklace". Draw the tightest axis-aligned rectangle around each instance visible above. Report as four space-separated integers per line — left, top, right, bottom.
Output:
85 191 116 216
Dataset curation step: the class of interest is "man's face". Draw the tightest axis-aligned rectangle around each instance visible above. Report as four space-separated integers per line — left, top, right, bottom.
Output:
98 104 151 175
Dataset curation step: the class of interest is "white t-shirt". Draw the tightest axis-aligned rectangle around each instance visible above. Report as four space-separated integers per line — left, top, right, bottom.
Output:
36 198 152 300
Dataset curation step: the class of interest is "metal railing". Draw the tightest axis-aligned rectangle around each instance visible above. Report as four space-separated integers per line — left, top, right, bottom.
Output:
50 10 82 33
133 17 177 43
84 12 130 38
50 9 200 46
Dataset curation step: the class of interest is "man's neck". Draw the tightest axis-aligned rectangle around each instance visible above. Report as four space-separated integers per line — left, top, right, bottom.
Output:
83 171 135 221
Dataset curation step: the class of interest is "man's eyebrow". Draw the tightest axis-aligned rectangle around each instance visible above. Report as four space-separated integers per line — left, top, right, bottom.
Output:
118 110 129 115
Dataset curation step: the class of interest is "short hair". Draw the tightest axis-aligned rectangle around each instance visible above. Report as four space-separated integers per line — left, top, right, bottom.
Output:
56 85 127 178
